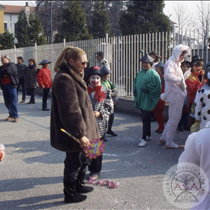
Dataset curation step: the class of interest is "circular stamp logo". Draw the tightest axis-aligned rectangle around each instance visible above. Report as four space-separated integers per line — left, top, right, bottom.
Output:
163 162 209 209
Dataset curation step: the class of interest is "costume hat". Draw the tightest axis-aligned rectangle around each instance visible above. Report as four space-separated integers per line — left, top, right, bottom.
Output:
155 61 165 68
100 65 111 76
86 66 101 79
140 53 154 63
190 55 203 66
39 59 52 65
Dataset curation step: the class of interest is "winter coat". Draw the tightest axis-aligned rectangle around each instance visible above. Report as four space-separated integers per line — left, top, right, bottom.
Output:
0 62 19 88
133 68 161 111
37 67 52 89
24 66 37 89
178 126 210 210
164 45 189 103
50 62 100 152
16 63 27 79
88 85 114 138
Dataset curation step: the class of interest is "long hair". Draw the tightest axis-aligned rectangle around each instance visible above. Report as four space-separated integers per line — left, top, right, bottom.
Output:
28 58 37 67
54 46 86 72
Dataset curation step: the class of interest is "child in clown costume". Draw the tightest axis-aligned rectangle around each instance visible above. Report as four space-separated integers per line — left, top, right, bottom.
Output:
85 66 113 181
159 44 191 149
133 53 161 147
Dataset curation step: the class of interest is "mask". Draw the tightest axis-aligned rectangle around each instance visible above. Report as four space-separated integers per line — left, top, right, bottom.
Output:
90 74 101 87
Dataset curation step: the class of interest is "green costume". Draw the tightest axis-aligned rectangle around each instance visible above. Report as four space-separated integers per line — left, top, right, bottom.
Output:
133 68 161 111
101 80 116 91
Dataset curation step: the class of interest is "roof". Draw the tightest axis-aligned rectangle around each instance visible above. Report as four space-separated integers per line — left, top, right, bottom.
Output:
2 4 35 14
0 4 5 10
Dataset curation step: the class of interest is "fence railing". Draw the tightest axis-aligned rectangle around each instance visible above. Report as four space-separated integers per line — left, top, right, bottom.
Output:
1 30 209 98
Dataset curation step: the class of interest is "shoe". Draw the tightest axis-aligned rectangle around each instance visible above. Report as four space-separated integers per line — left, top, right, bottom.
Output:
138 139 147 147
165 143 182 149
88 172 100 181
107 130 117 136
42 108 50 111
20 100 25 103
159 139 166 144
146 136 152 141
64 189 87 203
13 118 19 123
76 185 94 193
5 117 14 121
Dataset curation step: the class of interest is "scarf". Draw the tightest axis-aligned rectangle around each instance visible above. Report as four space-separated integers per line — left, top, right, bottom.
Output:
87 85 106 102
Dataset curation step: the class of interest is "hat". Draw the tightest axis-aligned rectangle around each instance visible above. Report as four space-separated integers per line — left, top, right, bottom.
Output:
100 66 111 76
17 56 24 62
140 54 154 63
86 66 101 79
39 59 52 65
191 55 203 66
155 61 164 68
96 51 104 58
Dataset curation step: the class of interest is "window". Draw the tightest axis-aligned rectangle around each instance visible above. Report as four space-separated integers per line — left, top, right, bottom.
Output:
4 23 7 31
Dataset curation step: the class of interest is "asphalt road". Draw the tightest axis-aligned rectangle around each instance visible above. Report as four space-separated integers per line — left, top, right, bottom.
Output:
0 91 190 210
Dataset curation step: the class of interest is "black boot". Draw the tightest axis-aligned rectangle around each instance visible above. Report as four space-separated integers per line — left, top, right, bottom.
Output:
75 180 94 193
28 96 35 104
63 180 87 203
42 103 50 111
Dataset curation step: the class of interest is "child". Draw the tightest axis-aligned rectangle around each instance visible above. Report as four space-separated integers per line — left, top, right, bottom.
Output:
133 53 161 147
37 59 52 111
195 66 210 130
177 61 191 131
85 66 113 180
186 55 204 127
100 65 118 137
152 61 165 134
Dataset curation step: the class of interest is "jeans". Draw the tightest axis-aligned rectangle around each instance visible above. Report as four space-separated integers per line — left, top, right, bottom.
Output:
17 77 26 101
1 83 19 118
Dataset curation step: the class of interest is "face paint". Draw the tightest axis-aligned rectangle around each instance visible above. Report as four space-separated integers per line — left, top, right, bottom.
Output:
90 74 101 87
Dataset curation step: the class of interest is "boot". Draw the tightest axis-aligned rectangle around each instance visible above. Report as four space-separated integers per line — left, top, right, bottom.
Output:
42 103 50 111
27 96 35 104
75 180 94 193
63 180 87 203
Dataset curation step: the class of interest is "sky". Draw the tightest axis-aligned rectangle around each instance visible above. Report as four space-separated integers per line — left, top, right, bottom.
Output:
0 1 202 21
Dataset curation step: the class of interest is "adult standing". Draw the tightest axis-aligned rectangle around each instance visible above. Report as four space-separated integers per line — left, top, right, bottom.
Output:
0 55 19 122
37 59 52 111
133 53 161 147
96 51 110 69
50 46 100 203
159 44 190 149
24 59 37 104
16 56 27 103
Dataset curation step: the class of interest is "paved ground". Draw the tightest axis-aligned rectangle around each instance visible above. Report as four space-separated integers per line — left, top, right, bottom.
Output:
0 91 190 210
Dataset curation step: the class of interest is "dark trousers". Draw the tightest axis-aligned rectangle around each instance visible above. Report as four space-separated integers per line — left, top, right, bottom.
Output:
27 88 35 102
17 77 26 101
42 88 50 109
64 151 91 183
141 109 151 140
88 135 104 173
2 83 18 118
107 112 114 132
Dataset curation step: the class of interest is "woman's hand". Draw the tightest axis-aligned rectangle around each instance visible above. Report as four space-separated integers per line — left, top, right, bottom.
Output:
79 136 90 150
93 111 101 118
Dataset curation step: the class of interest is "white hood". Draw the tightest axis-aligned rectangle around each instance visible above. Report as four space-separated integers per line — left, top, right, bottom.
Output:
170 44 190 62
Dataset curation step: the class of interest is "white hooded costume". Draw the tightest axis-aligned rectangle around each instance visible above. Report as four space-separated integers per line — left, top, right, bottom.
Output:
178 122 210 209
160 45 190 147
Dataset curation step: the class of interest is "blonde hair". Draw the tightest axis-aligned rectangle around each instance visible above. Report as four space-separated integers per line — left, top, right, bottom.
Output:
54 46 86 72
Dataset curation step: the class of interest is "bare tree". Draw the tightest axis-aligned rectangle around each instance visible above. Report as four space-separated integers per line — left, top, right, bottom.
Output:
193 1 210 48
172 3 191 35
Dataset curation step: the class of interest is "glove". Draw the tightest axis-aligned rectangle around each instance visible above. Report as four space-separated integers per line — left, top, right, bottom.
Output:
183 68 191 80
180 79 186 91
141 87 149 93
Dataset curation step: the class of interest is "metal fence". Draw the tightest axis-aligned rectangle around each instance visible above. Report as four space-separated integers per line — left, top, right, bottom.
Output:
1 30 209 98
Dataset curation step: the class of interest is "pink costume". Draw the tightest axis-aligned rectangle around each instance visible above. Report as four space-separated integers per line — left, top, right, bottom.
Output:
178 122 210 209
160 45 190 147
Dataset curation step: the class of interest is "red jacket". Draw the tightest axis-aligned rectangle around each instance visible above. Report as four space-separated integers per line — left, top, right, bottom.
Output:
37 67 52 89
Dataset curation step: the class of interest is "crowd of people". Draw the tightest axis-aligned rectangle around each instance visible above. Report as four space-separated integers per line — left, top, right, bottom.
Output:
0 55 53 123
